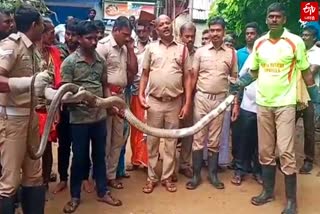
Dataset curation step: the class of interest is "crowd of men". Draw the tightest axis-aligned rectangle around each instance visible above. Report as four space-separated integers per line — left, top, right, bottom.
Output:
0 2 319 214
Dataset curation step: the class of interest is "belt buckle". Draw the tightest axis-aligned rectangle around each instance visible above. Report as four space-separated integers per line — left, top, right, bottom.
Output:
207 94 216 100
162 97 172 102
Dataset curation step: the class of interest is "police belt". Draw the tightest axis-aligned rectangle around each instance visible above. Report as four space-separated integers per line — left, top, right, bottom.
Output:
149 94 180 102
108 84 125 95
0 106 30 116
197 91 227 101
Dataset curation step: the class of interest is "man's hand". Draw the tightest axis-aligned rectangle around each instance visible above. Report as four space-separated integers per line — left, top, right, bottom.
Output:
229 72 256 95
231 104 240 122
34 70 52 97
179 103 191 120
126 37 135 50
139 94 150 109
107 106 118 116
117 108 125 119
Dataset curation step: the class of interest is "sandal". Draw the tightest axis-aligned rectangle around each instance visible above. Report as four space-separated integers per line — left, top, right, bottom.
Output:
82 180 94 193
126 164 139 171
231 175 242 186
63 198 80 213
107 179 124 189
97 192 122 206
122 172 130 178
161 179 177 193
53 181 67 194
171 174 178 183
116 172 130 179
142 181 157 194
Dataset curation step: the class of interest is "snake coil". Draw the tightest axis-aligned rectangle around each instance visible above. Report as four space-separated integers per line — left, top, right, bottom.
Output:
27 82 235 160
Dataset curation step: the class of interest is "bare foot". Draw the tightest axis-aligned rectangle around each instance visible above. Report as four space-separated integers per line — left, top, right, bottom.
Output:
52 181 67 194
82 180 94 193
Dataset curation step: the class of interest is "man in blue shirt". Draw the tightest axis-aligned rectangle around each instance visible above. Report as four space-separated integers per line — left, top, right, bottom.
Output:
229 22 260 171
237 22 259 70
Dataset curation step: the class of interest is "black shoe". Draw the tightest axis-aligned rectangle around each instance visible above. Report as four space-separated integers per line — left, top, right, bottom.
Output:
0 195 16 214
299 160 313 174
207 152 224 189
281 174 297 214
251 165 276 206
21 185 46 214
186 150 203 190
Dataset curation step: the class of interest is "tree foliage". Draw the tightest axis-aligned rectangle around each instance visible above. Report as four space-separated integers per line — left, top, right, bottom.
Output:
209 0 302 47
0 0 53 15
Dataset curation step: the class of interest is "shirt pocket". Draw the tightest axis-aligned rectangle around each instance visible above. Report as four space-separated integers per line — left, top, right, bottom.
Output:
150 51 163 69
91 63 103 81
173 52 182 69
15 56 33 76
200 56 213 70
107 53 120 68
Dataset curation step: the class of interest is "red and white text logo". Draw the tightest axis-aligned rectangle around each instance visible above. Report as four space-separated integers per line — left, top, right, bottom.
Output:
300 2 319 21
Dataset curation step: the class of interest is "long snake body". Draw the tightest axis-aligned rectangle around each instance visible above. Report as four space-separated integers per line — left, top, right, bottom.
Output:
29 83 235 159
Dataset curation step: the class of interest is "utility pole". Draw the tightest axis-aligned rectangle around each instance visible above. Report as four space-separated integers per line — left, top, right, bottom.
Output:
189 0 193 21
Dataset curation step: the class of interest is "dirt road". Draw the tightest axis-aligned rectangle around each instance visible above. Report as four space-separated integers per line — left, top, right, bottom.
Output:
43 121 320 214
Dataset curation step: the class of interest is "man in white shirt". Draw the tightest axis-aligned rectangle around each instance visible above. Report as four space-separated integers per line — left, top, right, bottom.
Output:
298 25 320 174
230 54 262 186
54 16 73 43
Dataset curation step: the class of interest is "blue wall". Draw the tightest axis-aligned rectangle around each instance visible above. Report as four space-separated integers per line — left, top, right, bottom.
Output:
45 0 102 25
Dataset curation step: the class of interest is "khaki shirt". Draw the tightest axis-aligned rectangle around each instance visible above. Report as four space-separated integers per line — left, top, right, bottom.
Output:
143 40 192 98
61 50 107 124
0 32 40 108
96 35 128 87
193 43 238 94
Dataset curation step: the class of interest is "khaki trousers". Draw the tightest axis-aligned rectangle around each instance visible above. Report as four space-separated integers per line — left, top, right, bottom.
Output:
178 107 193 170
0 115 42 197
106 94 125 180
257 105 296 175
147 96 181 182
193 91 225 153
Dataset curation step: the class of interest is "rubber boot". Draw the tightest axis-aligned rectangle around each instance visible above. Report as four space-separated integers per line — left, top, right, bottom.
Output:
186 150 203 190
251 165 276 206
281 174 297 214
207 151 224 189
0 195 15 214
299 159 313 174
21 185 46 214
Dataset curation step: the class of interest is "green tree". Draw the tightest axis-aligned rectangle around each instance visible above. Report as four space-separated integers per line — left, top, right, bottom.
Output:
209 0 303 47
0 0 53 15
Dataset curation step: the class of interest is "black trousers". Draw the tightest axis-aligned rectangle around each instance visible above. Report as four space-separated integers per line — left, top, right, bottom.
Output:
57 107 72 182
235 109 261 176
296 102 315 162
70 120 107 199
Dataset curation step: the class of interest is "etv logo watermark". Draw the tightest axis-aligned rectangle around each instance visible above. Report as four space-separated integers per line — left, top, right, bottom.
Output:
300 2 319 21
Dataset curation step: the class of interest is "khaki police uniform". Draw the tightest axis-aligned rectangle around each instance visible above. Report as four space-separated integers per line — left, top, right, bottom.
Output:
178 48 196 170
192 43 237 153
143 40 191 182
0 32 43 197
96 35 128 180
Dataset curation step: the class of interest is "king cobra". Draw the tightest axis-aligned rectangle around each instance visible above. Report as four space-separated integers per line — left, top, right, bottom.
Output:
27 83 235 160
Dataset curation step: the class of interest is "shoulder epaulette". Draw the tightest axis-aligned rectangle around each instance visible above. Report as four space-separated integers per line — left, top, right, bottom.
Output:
8 33 21 41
